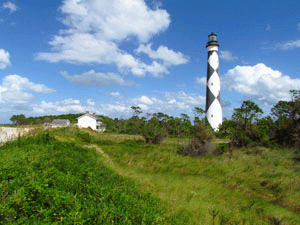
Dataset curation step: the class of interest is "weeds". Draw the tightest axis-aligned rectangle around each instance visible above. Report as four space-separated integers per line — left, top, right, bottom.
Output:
208 208 219 225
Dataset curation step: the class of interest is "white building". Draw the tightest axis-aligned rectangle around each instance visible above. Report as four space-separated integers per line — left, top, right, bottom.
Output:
44 119 70 129
77 112 106 132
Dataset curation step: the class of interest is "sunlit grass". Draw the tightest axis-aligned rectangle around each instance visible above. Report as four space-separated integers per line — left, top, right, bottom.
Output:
0 132 177 224
6 127 299 224
92 133 300 224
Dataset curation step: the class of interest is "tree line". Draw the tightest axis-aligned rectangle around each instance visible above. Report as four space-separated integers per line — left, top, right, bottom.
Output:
9 113 83 125
9 90 300 148
218 90 300 148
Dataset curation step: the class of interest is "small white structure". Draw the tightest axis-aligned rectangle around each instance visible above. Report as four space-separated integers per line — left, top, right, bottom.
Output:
44 119 70 129
0 127 31 144
77 111 105 132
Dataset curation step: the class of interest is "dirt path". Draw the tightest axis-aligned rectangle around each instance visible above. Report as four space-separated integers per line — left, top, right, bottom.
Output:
86 144 118 171
86 144 149 183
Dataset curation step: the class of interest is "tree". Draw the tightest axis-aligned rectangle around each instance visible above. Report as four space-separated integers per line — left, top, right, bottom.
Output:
231 101 264 147
269 90 300 147
290 89 300 102
232 100 263 130
131 106 142 117
10 114 26 125
180 113 192 136
193 107 205 125
290 90 300 122
271 101 293 119
143 116 168 144
217 118 236 138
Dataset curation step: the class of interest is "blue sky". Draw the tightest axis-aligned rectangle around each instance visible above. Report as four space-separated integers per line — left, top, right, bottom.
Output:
0 0 300 123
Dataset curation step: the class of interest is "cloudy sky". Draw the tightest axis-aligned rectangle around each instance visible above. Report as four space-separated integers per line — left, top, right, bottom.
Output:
0 0 300 123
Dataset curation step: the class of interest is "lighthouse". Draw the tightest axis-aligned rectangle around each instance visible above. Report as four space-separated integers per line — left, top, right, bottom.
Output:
205 32 222 131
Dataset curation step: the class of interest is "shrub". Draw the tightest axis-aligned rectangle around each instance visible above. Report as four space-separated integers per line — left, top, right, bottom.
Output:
76 130 92 143
231 123 271 148
214 143 229 156
143 117 168 144
178 123 215 157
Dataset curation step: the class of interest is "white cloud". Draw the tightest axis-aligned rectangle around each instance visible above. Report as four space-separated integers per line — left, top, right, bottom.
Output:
276 39 300 50
223 63 300 103
58 0 170 42
34 99 84 114
136 43 189 65
36 0 184 78
138 96 154 105
109 92 121 97
62 70 135 86
2 1 17 13
0 75 56 108
196 77 206 86
0 49 11 69
145 61 169 77
86 99 96 106
219 50 238 61
130 91 205 114
33 99 131 116
37 33 119 64
32 91 205 118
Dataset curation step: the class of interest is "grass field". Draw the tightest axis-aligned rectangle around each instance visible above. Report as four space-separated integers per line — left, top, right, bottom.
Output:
1 127 300 224
94 141 300 224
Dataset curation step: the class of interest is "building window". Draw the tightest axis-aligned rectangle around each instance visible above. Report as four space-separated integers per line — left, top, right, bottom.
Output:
211 115 213 118
211 83 213 86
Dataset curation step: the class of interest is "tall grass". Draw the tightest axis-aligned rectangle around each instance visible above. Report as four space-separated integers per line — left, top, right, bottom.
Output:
4 127 300 224
94 135 300 224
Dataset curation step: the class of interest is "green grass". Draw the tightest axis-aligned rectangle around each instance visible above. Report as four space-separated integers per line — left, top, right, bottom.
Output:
0 132 179 224
2 127 300 224
91 134 300 224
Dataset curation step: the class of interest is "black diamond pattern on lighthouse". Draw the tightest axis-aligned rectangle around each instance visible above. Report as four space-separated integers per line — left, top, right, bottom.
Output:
205 33 222 131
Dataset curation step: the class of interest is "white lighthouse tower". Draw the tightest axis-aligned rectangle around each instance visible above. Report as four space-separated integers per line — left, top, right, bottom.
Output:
205 32 222 131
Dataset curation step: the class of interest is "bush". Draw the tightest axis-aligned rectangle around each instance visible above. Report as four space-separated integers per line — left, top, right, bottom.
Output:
214 143 229 156
143 117 168 144
231 123 271 148
76 130 92 143
178 123 215 157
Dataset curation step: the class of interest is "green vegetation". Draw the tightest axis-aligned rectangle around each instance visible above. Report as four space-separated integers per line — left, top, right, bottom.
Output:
217 90 300 149
0 132 179 224
3 90 300 224
90 134 300 224
178 123 216 157
9 113 83 125
49 127 300 224
1 126 300 224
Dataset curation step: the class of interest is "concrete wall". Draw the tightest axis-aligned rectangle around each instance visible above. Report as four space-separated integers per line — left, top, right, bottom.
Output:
0 127 31 144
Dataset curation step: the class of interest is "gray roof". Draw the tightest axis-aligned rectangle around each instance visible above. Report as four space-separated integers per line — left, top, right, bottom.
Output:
77 113 101 121
51 119 70 126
